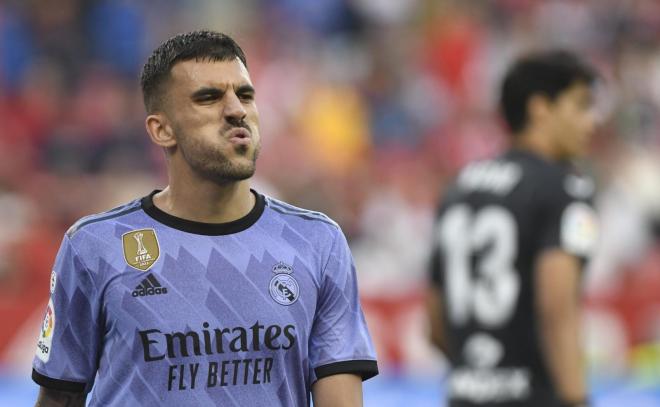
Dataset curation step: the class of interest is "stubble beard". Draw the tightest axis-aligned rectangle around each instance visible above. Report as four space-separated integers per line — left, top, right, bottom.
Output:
178 134 260 185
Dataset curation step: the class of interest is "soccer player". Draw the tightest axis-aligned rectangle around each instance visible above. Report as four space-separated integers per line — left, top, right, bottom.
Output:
32 30 378 406
426 51 599 407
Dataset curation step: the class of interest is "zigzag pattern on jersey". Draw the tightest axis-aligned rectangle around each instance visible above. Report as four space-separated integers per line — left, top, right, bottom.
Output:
264 196 338 228
67 199 142 237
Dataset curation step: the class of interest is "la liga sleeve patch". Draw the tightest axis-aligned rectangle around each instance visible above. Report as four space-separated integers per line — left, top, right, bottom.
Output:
36 298 56 363
560 202 598 258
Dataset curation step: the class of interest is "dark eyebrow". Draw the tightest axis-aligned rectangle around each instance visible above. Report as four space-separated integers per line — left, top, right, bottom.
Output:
236 84 256 95
191 87 223 100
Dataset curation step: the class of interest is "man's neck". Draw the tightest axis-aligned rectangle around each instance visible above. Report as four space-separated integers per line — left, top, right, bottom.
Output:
153 177 255 224
514 128 558 162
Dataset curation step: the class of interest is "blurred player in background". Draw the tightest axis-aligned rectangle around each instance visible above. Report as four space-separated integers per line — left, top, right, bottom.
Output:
31 30 377 406
427 51 599 407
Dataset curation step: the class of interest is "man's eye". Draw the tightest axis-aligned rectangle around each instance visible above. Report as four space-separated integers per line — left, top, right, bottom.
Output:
239 93 254 101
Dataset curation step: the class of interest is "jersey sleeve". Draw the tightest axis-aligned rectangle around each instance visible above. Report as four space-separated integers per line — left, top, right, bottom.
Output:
537 175 599 262
308 228 378 383
32 234 102 393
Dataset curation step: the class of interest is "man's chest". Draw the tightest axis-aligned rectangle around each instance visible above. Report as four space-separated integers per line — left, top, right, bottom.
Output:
96 232 323 362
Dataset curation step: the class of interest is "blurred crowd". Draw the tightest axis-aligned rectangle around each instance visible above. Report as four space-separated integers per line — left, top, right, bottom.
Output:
1 0 660 380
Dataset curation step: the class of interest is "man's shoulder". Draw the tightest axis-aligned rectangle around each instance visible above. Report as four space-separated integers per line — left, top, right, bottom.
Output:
505 150 593 192
438 151 596 213
66 198 144 239
262 195 340 231
464 150 594 199
521 157 595 203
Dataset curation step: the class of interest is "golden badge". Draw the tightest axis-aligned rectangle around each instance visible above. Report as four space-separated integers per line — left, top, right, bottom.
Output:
122 229 160 271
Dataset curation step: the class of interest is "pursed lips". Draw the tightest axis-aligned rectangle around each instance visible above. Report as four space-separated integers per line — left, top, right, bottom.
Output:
226 127 251 145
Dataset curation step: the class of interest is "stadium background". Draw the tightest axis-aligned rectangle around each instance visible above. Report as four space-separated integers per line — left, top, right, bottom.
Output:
1 0 660 405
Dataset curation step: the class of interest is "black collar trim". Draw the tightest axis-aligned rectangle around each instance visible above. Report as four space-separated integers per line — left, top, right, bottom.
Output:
141 189 265 235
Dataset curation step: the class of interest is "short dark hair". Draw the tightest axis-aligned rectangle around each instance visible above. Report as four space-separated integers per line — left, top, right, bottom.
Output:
499 50 596 134
140 30 248 113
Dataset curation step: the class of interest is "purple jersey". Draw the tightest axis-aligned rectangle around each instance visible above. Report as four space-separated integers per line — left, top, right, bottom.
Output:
32 190 378 406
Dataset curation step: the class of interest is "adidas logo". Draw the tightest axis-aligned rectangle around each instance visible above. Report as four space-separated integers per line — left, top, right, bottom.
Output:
132 274 168 297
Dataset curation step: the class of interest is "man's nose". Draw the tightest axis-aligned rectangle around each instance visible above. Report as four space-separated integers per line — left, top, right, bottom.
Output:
223 92 247 122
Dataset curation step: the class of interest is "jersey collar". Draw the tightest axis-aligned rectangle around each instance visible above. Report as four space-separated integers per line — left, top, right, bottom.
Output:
141 189 265 235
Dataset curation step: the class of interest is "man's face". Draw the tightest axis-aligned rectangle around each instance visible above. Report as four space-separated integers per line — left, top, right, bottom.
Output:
546 82 596 160
163 57 260 183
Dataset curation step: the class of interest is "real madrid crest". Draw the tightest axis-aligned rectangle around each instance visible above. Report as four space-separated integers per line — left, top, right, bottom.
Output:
269 262 299 306
122 228 160 271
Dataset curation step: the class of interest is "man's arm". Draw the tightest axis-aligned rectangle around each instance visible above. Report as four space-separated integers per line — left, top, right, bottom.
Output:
35 387 86 407
311 373 363 407
535 249 587 405
426 285 448 354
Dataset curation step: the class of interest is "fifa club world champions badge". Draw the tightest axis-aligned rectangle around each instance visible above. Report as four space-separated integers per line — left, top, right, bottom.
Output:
269 262 299 306
122 229 160 271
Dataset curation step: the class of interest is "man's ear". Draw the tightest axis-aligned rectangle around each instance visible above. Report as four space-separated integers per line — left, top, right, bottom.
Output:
145 113 177 148
527 94 552 126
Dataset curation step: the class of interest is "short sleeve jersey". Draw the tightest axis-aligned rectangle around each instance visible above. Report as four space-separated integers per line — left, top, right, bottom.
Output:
429 149 598 407
32 190 378 406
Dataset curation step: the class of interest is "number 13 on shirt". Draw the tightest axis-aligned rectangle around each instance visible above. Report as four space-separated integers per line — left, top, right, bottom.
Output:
436 205 520 328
